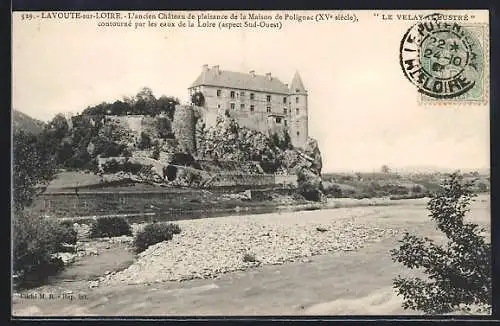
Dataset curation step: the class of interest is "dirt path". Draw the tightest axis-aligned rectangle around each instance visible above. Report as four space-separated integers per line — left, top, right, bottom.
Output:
12 197 490 316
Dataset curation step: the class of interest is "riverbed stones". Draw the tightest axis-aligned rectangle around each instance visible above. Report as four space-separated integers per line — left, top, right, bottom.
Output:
99 207 400 286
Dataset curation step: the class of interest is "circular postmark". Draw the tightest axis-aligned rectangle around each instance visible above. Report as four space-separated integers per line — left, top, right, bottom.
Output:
400 14 484 99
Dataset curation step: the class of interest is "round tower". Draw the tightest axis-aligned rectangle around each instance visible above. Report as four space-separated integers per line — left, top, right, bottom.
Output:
172 104 197 154
289 71 308 149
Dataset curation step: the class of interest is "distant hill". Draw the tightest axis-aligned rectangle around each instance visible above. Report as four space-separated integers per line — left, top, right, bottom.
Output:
12 110 45 134
394 165 489 176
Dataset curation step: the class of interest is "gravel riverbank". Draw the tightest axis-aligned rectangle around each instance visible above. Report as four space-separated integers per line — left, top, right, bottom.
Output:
100 207 401 286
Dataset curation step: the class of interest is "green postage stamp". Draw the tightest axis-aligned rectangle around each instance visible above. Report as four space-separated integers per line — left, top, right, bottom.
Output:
400 13 489 105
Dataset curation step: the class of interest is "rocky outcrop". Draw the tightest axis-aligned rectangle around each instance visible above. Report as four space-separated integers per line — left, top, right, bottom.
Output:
196 112 323 179
303 137 323 175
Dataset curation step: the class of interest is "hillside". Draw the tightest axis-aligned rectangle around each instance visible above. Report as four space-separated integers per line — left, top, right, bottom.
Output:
12 110 45 134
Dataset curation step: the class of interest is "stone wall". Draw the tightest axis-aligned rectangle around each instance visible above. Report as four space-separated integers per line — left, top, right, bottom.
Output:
275 174 298 187
210 173 276 187
105 114 160 141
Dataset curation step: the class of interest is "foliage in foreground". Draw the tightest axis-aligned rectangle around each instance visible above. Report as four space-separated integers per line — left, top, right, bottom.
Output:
390 172 491 314
134 222 181 253
89 216 132 238
13 130 57 210
13 214 71 283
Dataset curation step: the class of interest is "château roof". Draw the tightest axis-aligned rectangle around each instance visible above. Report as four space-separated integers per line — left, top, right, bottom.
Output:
190 66 291 94
290 71 307 94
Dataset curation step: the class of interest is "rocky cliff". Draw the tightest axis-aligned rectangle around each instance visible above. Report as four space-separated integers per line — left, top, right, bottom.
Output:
196 112 323 178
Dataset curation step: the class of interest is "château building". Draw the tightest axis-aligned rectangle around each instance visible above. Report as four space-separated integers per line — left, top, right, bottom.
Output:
188 65 309 149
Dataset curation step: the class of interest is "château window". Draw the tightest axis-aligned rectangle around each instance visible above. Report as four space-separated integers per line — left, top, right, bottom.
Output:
250 105 255 112
283 97 287 104
240 104 245 109
284 119 287 126
297 131 300 136
296 108 299 115
295 97 299 103
266 95 271 102
284 108 288 114
230 91 235 99
250 93 255 100
240 91 245 97
276 117 282 123
296 89 300 93
217 89 222 97
217 104 221 108
266 107 271 113
230 103 235 110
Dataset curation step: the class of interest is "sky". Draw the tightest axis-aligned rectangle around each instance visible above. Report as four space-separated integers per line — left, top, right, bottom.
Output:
12 10 490 173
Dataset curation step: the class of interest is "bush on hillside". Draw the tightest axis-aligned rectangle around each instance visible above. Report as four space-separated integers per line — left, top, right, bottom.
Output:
322 182 342 198
101 159 145 175
151 147 160 160
390 172 491 314
134 222 181 253
89 216 132 238
156 116 175 139
13 213 66 284
137 132 152 149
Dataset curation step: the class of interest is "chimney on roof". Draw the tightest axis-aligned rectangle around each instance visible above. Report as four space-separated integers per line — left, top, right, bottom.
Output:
265 72 272 80
213 65 220 74
202 64 209 72
249 70 255 77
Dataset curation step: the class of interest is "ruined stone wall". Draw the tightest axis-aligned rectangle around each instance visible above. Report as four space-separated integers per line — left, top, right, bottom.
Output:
104 115 159 141
210 173 276 187
172 105 197 154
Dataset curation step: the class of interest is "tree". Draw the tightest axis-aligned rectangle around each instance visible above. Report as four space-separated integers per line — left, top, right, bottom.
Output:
151 147 160 160
282 130 293 149
157 95 178 120
156 116 174 139
13 130 57 210
138 132 152 150
381 164 391 174
191 91 205 107
390 172 491 314
477 182 488 193
46 113 69 140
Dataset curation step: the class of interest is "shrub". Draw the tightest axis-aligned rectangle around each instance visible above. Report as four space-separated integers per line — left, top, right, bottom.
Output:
151 147 160 160
134 222 180 253
242 253 257 263
52 220 78 251
138 132 152 149
390 172 491 314
89 216 132 238
13 213 66 284
164 222 182 235
101 159 122 173
322 182 342 198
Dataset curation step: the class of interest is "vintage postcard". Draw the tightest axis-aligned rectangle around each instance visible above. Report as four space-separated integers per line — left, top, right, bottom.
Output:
11 10 491 317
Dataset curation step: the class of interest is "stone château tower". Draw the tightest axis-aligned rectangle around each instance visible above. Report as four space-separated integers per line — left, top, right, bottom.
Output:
288 71 308 149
